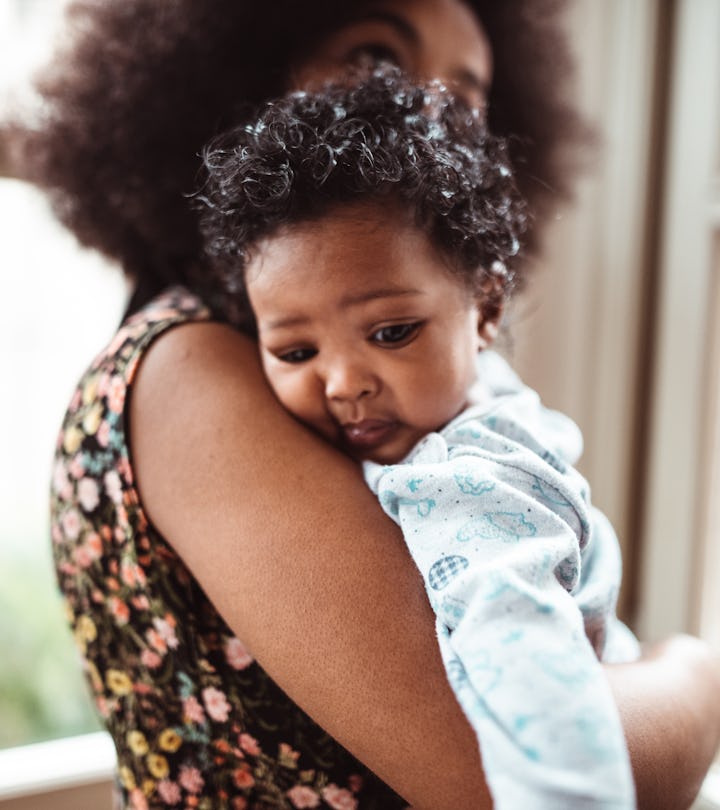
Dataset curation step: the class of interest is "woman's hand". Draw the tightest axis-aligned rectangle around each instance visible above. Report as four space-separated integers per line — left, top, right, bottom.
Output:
606 634 720 810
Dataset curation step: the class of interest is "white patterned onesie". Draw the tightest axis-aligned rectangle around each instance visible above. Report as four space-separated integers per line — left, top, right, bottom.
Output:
364 352 640 809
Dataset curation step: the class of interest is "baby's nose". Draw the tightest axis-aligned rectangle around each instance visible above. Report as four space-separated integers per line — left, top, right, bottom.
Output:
324 359 379 402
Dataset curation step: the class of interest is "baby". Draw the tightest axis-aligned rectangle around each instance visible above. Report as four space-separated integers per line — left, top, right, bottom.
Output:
195 69 639 809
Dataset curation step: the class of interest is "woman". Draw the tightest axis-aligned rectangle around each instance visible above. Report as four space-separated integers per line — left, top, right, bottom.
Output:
13 0 720 808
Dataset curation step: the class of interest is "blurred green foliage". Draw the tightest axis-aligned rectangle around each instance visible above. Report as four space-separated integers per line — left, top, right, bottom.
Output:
0 541 100 749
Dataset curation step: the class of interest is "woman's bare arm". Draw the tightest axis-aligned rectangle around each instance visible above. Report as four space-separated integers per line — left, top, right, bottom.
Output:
130 321 720 810
131 321 492 810
608 635 720 810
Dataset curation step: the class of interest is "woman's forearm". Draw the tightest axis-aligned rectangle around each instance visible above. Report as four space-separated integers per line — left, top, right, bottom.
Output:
606 634 720 810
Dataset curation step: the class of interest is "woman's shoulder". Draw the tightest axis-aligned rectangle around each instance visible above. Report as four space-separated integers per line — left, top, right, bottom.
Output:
94 285 214 380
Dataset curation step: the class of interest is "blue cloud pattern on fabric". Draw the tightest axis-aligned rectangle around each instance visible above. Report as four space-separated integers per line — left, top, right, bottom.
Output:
457 511 538 543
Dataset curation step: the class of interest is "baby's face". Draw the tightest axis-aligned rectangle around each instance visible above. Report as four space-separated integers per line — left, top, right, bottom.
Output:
246 203 490 464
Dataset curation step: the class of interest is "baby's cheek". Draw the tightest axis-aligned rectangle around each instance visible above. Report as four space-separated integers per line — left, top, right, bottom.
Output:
273 374 324 424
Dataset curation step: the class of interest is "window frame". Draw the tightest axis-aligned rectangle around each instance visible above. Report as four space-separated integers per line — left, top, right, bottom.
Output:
636 0 720 644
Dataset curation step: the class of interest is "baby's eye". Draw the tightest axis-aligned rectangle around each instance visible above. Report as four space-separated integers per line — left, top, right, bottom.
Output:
371 322 421 347
346 43 402 68
277 347 317 364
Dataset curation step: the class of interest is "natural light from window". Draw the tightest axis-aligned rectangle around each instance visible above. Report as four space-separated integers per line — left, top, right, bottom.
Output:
0 177 128 750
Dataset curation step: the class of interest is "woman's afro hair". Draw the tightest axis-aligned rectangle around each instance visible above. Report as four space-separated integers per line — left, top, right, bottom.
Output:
8 0 589 317
194 69 526 329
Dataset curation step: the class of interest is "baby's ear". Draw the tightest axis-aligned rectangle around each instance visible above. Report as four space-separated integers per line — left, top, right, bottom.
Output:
476 260 509 349
477 303 502 350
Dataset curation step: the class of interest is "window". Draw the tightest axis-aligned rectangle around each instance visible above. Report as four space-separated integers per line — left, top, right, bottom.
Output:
0 179 128 752
636 0 720 650
0 2 130 757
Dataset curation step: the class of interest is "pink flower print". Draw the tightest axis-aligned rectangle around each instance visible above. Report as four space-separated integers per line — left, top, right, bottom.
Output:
77 477 100 512
140 648 162 669
86 532 103 558
75 532 103 568
348 774 363 793
132 594 150 611
121 559 147 588
51 522 63 544
157 779 181 805
287 785 321 808
68 454 86 479
104 470 123 504
61 508 82 540
58 561 78 576
134 682 152 696
183 695 206 724
225 637 254 670
232 766 255 789
321 784 358 810
74 544 94 568
109 596 130 625
108 375 125 414
117 455 134 485
97 371 112 397
238 733 261 756
179 765 205 794
146 627 168 654
202 686 231 723
96 419 111 448
231 799 248 810
52 460 73 499
129 788 149 810
120 559 136 587
153 615 179 649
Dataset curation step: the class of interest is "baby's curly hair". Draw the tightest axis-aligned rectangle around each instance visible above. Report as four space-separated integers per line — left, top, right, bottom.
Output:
9 0 588 317
195 70 526 330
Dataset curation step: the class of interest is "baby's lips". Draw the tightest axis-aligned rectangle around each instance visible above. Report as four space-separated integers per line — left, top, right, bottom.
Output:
342 419 397 448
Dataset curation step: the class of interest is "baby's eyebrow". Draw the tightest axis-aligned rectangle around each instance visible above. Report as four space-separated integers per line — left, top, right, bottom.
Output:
339 287 424 307
261 288 424 331
262 314 311 331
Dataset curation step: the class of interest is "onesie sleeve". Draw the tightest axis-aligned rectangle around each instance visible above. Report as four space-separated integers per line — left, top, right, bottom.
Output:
363 412 636 809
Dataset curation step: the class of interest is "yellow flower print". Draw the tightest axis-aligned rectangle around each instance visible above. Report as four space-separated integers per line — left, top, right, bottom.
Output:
82 375 99 406
142 779 156 797
63 425 84 454
73 615 97 654
75 615 97 643
106 669 133 696
158 728 183 753
127 730 149 756
118 765 136 790
147 753 170 779
82 403 103 436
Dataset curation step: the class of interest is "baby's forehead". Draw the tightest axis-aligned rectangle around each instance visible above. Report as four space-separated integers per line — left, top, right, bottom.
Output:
244 199 478 320
246 198 455 277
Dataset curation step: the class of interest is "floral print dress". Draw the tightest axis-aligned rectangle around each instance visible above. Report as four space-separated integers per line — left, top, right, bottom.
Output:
51 287 407 810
